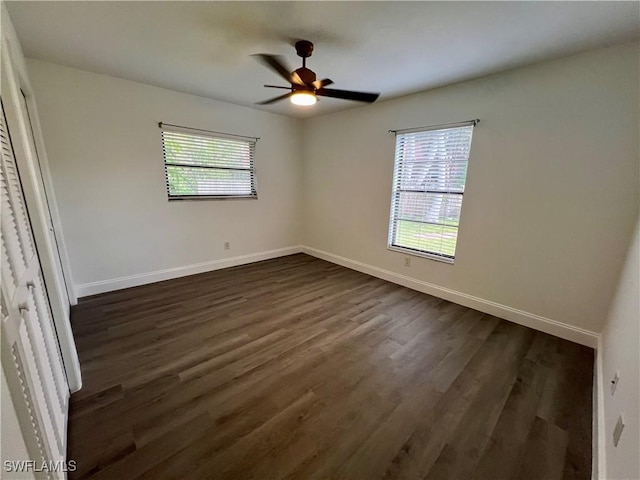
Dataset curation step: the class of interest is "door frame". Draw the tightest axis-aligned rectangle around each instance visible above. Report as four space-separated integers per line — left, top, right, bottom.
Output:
1 4 81 392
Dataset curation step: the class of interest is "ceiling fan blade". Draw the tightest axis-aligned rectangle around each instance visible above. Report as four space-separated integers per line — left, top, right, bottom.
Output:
264 85 292 90
312 78 334 89
253 54 304 85
256 92 293 105
316 88 380 103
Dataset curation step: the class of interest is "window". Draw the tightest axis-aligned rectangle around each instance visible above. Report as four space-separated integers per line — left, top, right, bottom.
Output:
388 122 475 263
160 123 257 200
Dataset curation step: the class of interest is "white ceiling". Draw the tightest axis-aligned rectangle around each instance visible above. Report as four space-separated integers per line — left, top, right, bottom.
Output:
7 1 640 118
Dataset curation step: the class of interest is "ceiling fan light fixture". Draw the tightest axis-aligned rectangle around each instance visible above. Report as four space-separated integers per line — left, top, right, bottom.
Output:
290 91 317 106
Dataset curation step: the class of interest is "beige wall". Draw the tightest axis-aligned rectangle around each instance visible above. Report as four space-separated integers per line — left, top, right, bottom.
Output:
27 59 303 293
302 42 639 335
600 216 639 480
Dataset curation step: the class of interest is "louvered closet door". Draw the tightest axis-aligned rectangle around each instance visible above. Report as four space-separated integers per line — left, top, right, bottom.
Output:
1 100 69 477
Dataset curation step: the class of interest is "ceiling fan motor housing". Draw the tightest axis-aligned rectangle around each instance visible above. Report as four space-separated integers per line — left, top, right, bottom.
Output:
294 40 316 88
294 67 316 86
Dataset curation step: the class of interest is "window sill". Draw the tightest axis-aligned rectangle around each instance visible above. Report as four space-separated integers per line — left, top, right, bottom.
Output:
168 195 258 201
387 245 455 264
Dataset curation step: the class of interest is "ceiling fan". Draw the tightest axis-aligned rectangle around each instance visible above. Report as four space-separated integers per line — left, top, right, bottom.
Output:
253 40 380 107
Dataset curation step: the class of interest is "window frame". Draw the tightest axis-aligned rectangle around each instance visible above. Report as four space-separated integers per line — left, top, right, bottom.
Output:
160 123 258 201
387 122 476 264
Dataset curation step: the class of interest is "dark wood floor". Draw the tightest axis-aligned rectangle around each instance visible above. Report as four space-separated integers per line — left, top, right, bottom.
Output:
68 254 593 480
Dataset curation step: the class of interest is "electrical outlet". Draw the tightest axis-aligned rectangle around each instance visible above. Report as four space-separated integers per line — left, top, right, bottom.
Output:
404 257 411 267
613 414 625 447
611 371 620 395
224 241 230 250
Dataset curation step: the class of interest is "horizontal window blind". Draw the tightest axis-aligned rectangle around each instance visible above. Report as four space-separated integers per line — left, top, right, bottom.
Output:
388 124 474 261
160 126 257 199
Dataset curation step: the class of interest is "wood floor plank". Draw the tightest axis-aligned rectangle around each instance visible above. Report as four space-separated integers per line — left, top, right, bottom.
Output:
88 412 214 480
473 358 549 479
68 253 593 479
512 416 570 480
423 324 535 480
333 383 442 480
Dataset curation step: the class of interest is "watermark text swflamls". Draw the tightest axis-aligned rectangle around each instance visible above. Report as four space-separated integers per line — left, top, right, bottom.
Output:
4 460 77 473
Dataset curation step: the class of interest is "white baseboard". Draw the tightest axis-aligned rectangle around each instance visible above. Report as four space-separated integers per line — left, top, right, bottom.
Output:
595 335 607 480
301 246 599 348
76 246 302 297
76 244 599 348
